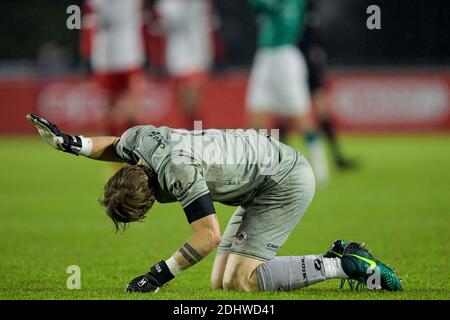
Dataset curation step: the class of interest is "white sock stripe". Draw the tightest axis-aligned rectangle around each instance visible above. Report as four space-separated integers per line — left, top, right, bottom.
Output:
165 257 182 276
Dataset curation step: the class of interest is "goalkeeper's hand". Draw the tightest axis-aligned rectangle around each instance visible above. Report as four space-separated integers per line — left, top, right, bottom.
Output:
125 260 175 293
125 274 162 293
26 114 83 155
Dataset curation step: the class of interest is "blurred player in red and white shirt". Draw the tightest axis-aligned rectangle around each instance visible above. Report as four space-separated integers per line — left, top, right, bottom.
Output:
154 0 214 129
80 0 149 136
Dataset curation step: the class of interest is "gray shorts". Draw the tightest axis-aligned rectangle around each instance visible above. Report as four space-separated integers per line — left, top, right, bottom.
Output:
217 153 316 261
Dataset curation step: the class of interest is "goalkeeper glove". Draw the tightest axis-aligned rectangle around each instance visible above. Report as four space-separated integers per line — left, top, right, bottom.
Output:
26 114 91 156
125 260 175 293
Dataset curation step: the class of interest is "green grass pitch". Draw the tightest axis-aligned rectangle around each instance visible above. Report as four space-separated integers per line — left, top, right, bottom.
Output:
0 135 449 300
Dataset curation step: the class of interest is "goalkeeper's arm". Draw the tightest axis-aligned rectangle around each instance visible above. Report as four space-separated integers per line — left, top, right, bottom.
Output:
26 114 122 162
126 214 221 293
85 136 121 162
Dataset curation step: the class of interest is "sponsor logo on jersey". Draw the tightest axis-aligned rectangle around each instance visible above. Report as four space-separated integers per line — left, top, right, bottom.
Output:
149 132 166 149
266 243 280 251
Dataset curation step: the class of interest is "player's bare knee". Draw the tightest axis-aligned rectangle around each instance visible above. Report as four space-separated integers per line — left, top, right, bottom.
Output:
222 276 245 292
223 277 253 292
210 272 223 289
210 252 229 290
222 267 256 292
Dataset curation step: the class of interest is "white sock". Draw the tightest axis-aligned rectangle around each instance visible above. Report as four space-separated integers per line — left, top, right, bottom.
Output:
323 257 348 279
308 140 329 186
165 257 182 276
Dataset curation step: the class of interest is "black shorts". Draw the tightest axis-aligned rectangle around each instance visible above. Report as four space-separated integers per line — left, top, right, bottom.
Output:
307 60 324 93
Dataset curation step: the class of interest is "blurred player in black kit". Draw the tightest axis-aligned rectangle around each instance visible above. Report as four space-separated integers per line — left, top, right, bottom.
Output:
300 0 358 170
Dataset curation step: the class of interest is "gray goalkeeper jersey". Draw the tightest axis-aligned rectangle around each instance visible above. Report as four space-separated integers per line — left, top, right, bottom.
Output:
115 125 300 209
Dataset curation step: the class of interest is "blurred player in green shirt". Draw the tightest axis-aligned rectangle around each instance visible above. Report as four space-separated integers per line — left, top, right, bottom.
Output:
246 0 329 185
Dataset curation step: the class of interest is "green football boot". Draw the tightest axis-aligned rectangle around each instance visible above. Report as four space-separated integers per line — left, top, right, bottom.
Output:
324 239 357 289
324 239 351 259
340 242 403 291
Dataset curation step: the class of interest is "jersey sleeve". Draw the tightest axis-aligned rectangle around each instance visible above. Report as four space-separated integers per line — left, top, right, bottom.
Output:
161 157 211 208
114 126 145 164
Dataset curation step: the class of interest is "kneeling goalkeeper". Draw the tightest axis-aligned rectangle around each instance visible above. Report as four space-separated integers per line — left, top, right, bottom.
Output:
27 114 402 292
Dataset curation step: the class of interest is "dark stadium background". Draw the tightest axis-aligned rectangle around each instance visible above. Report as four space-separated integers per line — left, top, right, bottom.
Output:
0 0 449 68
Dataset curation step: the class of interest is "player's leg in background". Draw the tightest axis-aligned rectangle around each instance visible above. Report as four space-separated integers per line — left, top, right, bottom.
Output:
95 72 126 137
249 111 274 133
94 71 129 173
122 69 146 129
219 157 346 292
291 112 329 186
275 46 329 185
176 75 204 130
312 87 358 170
245 48 277 132
305 45 358 171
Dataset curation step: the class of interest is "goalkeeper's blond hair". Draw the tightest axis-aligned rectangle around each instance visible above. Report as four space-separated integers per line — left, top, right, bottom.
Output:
99 165 157 232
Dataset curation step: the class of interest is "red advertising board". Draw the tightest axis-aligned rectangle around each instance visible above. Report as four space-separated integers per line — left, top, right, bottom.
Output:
0 70 449 135
0 73 248 135
325 70 450 132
